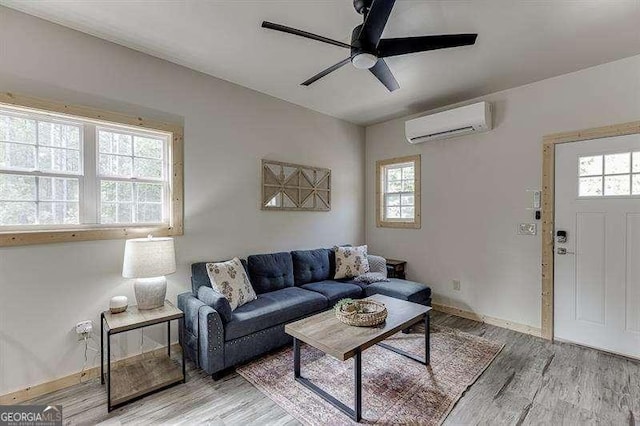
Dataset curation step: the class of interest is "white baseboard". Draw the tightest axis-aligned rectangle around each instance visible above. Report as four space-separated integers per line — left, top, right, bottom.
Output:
432 303 542 338
0 343 181 405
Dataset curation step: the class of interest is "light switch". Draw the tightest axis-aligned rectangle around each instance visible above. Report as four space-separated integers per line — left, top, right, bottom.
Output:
518 223 537 235
532 190 541 209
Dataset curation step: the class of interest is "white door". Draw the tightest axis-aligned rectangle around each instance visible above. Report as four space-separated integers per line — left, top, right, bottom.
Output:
554 134 640 358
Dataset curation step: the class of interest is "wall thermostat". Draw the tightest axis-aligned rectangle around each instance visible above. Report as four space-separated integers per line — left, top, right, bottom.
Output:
526 189 541 210
532 190 541 209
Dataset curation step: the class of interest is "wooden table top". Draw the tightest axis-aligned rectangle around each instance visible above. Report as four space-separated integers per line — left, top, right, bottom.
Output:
285 294 431 361
102 300 183 334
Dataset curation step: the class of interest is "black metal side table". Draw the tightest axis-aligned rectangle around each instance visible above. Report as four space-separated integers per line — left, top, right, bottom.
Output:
386 259 407 279
100 300 185 412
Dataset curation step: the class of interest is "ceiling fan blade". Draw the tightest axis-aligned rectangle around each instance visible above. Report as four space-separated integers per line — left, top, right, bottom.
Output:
358 0 396 48
262 21 351 49
378 34 478 57
301 57 352 86
369 59 399 92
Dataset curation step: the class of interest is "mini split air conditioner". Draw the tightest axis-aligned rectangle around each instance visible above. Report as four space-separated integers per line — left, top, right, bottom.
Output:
405 101 492 144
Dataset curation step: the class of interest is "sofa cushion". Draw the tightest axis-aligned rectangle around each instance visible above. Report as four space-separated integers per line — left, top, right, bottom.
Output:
247 252 295 294
291 248 331 285
364 278 431 304
301 280 363 305
191 259 248 294
225 287 327 341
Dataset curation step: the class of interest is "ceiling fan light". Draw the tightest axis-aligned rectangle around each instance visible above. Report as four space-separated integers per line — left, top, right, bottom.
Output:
351 53 378 69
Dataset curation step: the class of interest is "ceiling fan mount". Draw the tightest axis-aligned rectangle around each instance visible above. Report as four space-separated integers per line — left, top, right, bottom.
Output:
350 24 378 69
353 0 373 15
262 0 478 92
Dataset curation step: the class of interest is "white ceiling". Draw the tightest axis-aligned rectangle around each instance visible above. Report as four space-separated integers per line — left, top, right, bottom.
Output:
2 0 640 125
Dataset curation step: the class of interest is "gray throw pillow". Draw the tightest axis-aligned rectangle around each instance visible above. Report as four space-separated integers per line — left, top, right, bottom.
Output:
367 255 387 276
353 272 390 284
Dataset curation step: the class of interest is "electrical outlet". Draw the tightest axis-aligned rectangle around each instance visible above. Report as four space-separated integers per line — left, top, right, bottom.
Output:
518 223 537 236
452 280 461 291
76 320 93 339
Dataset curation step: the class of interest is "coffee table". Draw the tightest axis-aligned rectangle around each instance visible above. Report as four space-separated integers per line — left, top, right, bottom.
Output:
285 294 431 422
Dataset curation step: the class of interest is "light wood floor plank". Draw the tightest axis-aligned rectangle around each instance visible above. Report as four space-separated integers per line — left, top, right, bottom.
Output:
21 312 638 425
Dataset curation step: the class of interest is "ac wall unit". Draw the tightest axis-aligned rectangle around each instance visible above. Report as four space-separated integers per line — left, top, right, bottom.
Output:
405 101 492 144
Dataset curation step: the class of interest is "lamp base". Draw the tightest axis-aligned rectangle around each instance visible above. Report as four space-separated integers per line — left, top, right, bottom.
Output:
134 276 167 310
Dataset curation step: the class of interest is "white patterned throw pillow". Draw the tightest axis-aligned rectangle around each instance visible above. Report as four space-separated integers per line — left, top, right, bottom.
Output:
354 272 390 284
206 257 257 310
334 245 370 279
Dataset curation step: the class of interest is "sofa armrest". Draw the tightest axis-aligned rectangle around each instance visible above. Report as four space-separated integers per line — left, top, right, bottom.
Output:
177 292 206 367
178 292 205 339
198 305 225 375
197 286 233 323
367 255 387 277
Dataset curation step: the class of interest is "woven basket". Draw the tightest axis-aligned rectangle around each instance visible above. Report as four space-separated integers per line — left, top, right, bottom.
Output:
335 300 388 327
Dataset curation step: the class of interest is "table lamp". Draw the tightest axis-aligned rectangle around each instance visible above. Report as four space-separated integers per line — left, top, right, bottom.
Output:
122 236 176 310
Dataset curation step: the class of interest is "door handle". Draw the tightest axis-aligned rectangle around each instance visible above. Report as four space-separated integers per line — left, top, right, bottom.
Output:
557 247 575 255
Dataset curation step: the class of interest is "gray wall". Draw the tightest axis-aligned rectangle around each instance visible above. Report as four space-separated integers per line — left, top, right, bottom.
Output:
365 54 640 331
0 7 364 394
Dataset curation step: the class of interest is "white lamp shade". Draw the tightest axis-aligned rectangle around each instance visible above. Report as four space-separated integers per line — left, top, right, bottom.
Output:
122 237 176 278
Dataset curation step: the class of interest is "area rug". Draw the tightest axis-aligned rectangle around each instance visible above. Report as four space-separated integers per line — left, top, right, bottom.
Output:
236 325 503 425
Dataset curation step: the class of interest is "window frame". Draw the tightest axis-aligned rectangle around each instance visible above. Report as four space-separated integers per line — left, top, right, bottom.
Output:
0 92 183 247
376 154 421 229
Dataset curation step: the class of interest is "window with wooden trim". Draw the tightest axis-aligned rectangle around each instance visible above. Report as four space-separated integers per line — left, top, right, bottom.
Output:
376 155 421 228
0 95 183 246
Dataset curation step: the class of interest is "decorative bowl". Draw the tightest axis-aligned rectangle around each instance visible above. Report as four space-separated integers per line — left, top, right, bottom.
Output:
335 299 387 327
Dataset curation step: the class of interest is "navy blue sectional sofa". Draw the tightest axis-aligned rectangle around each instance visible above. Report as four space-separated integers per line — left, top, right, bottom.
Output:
177 248 431 378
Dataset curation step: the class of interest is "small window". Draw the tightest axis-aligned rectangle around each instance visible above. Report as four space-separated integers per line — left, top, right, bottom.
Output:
376 155 420 228
578 152 640 197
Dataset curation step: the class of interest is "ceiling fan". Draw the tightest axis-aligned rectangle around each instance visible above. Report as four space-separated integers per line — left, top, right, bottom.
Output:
261 0 478 92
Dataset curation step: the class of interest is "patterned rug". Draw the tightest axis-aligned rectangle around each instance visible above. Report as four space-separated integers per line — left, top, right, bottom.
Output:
236 325 503 425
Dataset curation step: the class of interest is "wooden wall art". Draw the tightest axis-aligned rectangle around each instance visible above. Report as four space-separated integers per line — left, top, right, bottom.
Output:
261 160 331 211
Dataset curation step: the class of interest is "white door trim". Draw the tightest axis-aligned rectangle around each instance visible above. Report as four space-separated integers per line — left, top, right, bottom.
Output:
541 120 640 341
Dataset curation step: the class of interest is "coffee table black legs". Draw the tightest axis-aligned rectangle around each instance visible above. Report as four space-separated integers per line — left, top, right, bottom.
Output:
292 313 430 423
354 349 362 419
377 312 431 365
426 312 430 364
293 338 363 422
293 337 300 377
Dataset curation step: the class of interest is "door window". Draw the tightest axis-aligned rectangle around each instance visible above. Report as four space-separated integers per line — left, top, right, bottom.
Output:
578 152 640 197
